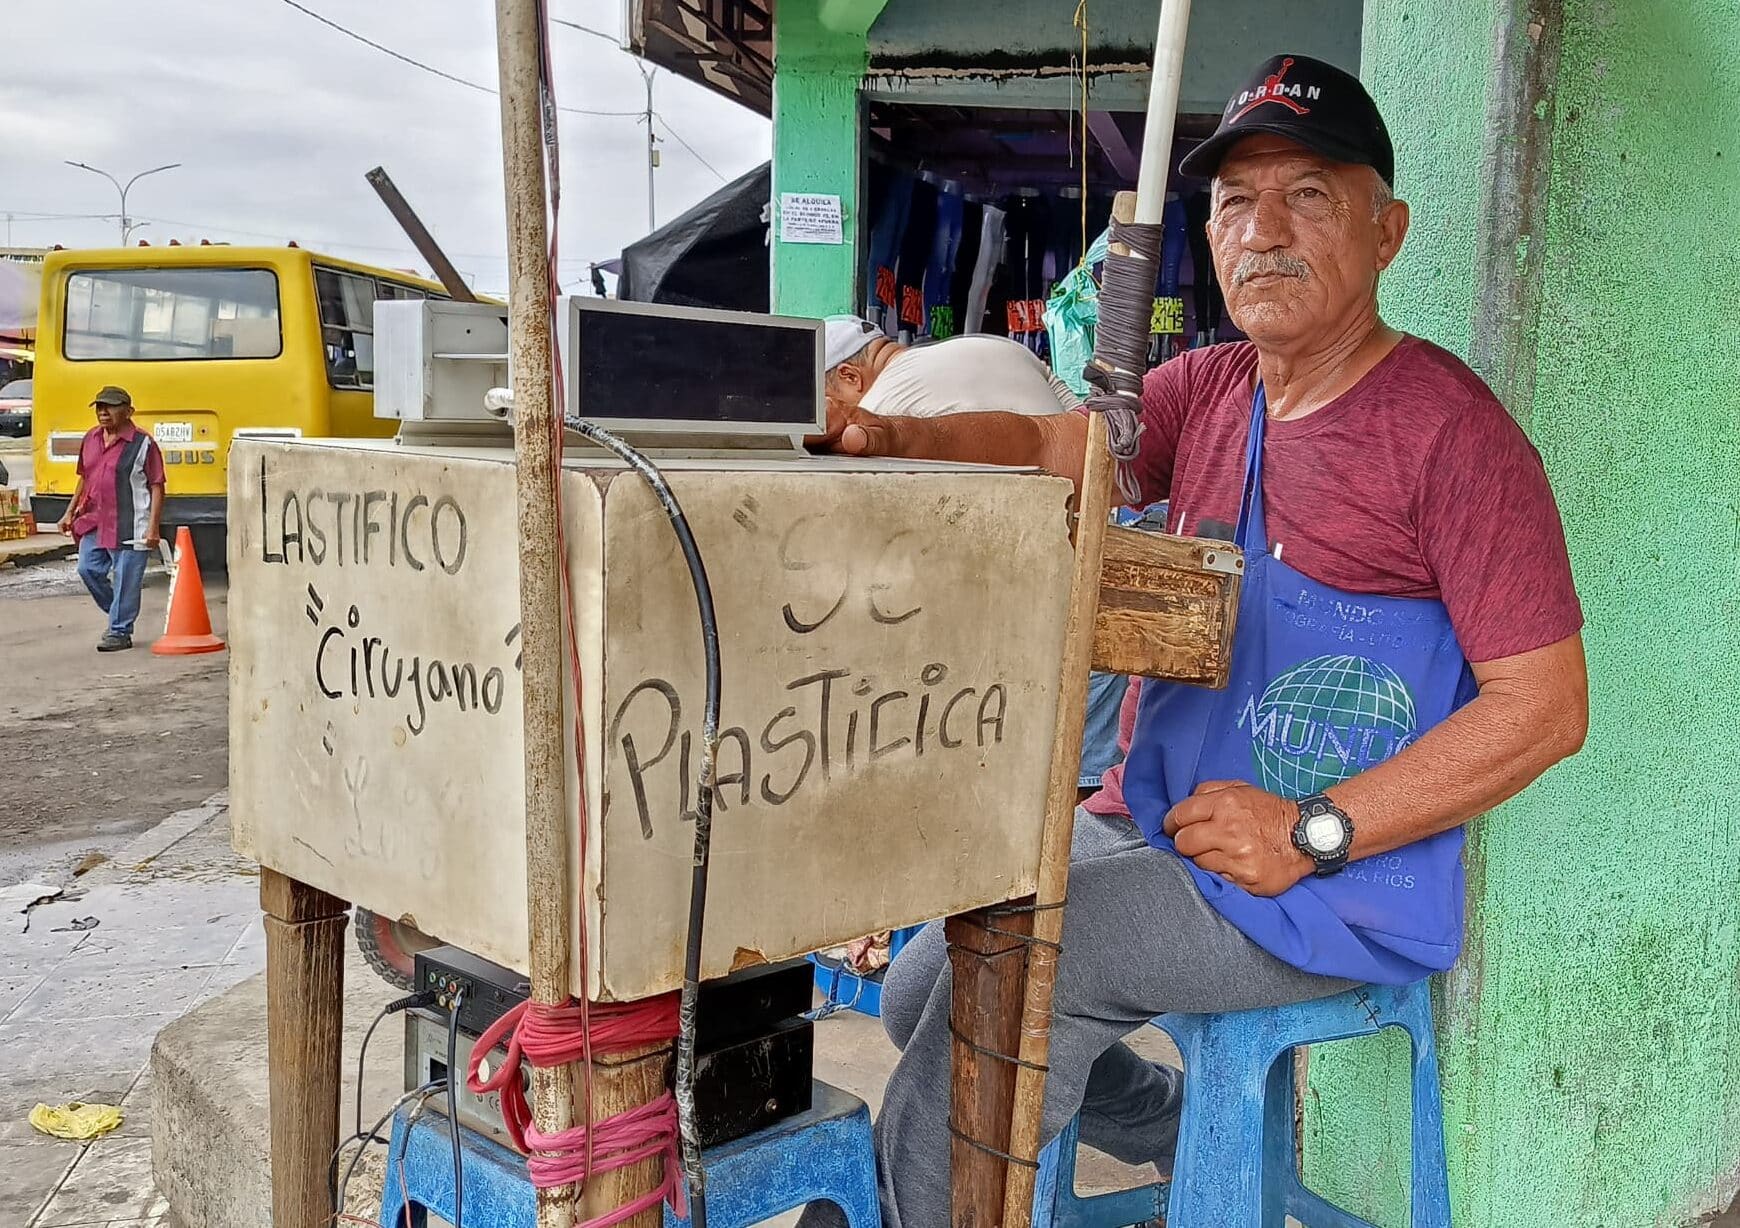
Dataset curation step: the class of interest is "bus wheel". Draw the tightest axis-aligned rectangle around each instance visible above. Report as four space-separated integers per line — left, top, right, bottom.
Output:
355 908 441 991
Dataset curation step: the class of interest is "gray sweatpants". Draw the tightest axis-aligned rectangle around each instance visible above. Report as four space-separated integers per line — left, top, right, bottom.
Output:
800 809 1352 1228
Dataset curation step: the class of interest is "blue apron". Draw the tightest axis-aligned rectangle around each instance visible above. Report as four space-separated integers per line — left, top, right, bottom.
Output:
1121 386 1478 984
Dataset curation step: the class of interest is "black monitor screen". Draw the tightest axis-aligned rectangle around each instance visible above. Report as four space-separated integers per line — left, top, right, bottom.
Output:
575 305 820 426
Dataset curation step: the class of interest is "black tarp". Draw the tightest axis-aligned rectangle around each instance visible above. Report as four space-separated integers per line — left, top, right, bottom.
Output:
615 161 770 312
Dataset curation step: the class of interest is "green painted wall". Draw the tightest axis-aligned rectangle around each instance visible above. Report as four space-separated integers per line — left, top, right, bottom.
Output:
770 3 885 318
1309 2 1740 1225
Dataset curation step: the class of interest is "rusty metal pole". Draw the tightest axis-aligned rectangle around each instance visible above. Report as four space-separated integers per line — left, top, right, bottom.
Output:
494 2 577 1226
364 166 481 302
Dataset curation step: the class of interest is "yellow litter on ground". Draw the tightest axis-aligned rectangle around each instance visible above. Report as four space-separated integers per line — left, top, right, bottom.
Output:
29 1102 124 1141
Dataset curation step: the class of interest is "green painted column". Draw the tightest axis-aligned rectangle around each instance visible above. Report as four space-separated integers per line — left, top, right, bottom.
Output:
1307 2 1740 1225
770 2 886 318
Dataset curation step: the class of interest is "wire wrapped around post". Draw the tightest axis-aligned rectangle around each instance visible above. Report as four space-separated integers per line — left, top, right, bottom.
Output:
1083 217 1165 505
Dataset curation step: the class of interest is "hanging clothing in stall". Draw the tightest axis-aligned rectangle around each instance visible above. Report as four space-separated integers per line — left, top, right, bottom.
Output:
948 200 985 332
963 204 1005 337
1183 189 1225 347
1148 193 1191 365
922 188 967 339
893 178 939 342
864 165 914 334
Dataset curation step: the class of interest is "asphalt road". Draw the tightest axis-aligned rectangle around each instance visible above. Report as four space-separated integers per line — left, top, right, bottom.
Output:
0 555 229 887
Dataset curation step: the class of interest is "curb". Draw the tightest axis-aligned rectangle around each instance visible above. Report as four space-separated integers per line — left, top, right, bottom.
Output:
87 790 232 883
0 539 75 569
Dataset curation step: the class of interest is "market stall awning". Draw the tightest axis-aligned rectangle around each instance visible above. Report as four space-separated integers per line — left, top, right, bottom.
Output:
616 160 770 311
624 0 772 115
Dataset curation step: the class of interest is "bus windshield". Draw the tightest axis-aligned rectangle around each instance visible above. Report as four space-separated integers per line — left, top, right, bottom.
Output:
64 266 282 362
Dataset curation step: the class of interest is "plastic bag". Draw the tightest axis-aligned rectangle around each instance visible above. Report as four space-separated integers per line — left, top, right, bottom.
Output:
1043 227 1112 397
29 1101 124 1141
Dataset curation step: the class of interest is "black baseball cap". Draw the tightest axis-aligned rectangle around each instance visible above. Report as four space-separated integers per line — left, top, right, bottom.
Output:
1179 54 1394 186
91 385 133 408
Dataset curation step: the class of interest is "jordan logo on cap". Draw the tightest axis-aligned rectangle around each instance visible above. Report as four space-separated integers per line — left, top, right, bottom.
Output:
1228 57 1318 121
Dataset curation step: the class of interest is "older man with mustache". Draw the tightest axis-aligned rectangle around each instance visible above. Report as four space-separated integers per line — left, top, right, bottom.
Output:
804 54 1587 1228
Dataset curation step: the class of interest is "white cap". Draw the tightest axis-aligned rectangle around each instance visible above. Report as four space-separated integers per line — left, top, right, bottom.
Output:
823 315 880 371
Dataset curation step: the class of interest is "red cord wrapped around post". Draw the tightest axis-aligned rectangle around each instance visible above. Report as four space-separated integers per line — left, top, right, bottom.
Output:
468 994 684 1226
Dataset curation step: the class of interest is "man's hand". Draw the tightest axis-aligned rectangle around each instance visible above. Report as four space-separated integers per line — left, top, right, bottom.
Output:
1162 780 1309 897
56 516 72 536
806 397 909 457
143 528 162 550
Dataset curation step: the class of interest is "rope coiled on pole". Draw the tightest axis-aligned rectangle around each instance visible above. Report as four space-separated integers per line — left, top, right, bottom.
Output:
1083 218 1165 504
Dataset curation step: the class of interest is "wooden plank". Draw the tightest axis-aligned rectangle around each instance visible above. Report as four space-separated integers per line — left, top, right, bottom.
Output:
259 868 346 925
1091 525 1242 688
260 867 348 1228
947 905 1034 1228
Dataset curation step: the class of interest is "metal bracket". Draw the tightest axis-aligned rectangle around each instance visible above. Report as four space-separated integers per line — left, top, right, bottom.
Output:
1201 548 1244 576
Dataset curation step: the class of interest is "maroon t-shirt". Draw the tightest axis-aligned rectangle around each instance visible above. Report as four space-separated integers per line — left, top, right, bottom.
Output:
1084 336 1582 818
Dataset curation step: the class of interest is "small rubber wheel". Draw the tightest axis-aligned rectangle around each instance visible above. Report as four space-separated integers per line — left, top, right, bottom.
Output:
355 908 440 990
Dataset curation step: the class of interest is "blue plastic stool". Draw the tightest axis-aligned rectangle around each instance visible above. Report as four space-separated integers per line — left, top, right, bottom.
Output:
1032 980 1449 1228
1032 1111 1165 1228
378 1080 881 1228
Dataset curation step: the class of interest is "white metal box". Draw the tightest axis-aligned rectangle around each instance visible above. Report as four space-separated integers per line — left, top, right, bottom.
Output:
228 438 1074 1001
372 301 510 422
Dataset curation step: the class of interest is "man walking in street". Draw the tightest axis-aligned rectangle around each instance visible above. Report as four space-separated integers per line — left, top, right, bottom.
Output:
57 386 165 652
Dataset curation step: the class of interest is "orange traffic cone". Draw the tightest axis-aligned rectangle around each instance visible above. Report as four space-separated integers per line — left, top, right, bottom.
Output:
153 526 225 656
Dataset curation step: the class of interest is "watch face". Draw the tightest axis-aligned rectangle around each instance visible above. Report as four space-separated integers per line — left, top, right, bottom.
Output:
1303 812 1346 854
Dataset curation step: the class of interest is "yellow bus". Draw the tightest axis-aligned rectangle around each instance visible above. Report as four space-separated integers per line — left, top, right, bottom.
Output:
31 243 449 563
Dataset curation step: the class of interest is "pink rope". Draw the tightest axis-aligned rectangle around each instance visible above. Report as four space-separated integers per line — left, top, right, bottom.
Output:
468 996 684 1224
524 1092 686 1225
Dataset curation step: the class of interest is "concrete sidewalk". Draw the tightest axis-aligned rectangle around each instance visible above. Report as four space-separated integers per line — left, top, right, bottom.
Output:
0 794 259 1228
0 533 74 570
4 792 1173 1227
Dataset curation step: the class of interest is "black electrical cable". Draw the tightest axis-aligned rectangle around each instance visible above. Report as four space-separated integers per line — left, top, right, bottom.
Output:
562 413 720 1228
330 990 440 1213
447 991 467 1228
333 1079 447 1217
357 990 440 1138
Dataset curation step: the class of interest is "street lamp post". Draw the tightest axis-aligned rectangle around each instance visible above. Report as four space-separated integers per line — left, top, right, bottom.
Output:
640 63 658 231
64 161 183 244
553 17 658 231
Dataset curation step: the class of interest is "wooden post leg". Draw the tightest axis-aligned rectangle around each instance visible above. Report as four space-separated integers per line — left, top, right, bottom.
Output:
578 1040 674 1226
948 902 1035 1227
261 867 349 1228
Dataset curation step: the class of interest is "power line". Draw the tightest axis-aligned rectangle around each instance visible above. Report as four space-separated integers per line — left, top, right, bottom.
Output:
118 213 611 268
653 113 728 182
551 17 617 44
0 210 121 223
274 0 643 118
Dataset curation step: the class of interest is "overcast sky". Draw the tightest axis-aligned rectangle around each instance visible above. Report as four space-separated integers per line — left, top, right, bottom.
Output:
2 0 771 295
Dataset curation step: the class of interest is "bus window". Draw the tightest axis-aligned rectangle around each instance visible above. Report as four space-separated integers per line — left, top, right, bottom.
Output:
64 267 282 361
315 267 378 389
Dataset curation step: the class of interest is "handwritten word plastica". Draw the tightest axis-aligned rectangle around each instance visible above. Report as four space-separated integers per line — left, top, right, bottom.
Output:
606 662 1009 839
255 457 468 574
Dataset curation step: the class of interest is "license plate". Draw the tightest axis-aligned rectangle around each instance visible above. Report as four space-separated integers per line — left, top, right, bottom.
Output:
153 422 194 444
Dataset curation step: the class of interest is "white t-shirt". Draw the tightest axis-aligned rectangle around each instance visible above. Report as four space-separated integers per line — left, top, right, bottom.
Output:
859 335 1081 419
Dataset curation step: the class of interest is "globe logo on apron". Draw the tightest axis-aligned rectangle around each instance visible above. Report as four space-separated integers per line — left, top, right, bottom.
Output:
1240 654 1419 798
